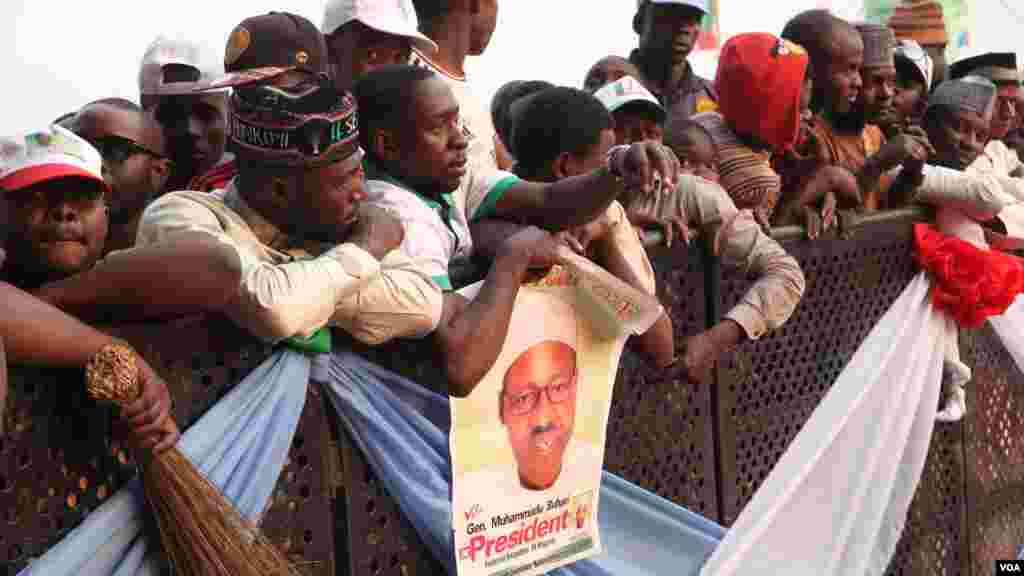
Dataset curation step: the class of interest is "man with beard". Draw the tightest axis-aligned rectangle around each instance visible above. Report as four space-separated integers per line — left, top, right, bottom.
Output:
784 12 932 212
138 36 233 193
71 99 171 252
628 0 716 123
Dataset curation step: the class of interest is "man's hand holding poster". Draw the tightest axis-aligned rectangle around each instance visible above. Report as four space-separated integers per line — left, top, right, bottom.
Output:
450 249 663 576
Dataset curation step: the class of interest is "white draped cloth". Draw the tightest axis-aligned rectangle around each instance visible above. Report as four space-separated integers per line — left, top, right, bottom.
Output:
702 205 1024 575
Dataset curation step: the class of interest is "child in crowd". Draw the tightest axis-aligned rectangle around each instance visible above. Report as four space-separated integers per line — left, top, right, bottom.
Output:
781 11 932 214
507 86 674 366
888 40 934 136
664 117 719 183
586 76 806 380
694 33 811 231
593 75 666 145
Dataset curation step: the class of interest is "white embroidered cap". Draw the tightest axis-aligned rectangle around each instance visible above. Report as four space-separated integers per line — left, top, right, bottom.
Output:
0 125 108 193
593 75 666 123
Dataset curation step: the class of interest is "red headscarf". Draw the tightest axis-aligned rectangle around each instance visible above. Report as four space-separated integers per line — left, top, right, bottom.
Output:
715 33 809 152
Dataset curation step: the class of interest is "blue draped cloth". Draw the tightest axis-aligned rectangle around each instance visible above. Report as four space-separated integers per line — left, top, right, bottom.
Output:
324 350 724 575
26 346 722 575
22 350 311 575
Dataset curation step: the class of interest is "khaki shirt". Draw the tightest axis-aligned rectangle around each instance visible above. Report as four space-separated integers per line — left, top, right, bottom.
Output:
628 176 806 340
135 182 443 345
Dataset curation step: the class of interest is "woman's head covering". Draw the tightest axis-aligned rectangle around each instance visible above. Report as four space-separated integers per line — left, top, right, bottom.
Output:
715 33 809 152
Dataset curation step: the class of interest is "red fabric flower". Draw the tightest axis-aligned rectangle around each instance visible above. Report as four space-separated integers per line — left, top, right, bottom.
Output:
914 223 1024 327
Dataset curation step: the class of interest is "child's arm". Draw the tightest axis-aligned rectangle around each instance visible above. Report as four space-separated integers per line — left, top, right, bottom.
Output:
776 166 858 237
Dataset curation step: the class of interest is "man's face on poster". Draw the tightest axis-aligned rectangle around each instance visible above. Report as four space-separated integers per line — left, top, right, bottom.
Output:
500 341 578 491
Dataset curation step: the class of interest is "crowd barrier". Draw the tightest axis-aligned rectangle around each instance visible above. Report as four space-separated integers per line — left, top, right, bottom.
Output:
2 208 1022 575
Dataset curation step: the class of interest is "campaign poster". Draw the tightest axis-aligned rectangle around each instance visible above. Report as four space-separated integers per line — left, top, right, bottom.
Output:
449 254 663 576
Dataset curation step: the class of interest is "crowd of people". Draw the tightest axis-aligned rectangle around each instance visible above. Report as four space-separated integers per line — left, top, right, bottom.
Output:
2 0 1024 572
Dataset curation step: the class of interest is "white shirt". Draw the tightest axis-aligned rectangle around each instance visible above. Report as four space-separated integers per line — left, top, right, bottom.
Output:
366 169 520 290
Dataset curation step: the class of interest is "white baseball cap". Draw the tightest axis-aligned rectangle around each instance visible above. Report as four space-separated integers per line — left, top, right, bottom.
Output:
894 39 934 91
636 0 710 14
593 76 666 123
138 36 225 96
0 125 108 194
321 0 438 55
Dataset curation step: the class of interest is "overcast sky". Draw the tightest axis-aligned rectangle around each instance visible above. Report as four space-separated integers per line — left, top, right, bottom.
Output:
0 1 1020 135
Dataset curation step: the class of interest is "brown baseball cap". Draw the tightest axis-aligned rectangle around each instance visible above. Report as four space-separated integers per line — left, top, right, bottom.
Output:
191 12 330 93
226 12 328 74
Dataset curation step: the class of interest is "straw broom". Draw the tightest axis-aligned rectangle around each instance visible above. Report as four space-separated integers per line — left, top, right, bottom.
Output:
85 342 298 575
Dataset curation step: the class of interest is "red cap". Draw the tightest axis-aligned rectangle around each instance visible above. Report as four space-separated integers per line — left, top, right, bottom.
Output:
716 33 808 152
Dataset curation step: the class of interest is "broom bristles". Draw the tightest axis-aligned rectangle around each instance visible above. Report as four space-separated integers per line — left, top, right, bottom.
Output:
143 450 299 575
86 344 299 575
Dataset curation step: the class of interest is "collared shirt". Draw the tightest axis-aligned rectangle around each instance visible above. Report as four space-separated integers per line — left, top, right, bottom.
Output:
135 180 443 344
627 175 806 340
366 166 520 290
629 50 718 123
695 112 781 223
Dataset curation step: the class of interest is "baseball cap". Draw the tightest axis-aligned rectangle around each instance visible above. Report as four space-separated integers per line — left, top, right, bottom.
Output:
894 39 934 89
0 125 108 194
196 12 331 93
139 36 225 96
321 0 438 55
636 0 709 14
593 76 666 123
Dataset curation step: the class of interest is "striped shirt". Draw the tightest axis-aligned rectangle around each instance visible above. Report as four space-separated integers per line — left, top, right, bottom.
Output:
694 112 781 224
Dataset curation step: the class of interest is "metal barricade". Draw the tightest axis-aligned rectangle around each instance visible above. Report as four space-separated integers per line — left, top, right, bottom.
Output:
5 209 1024 575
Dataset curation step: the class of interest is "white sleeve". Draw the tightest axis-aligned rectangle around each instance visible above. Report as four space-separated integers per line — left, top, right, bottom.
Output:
137 194 382 342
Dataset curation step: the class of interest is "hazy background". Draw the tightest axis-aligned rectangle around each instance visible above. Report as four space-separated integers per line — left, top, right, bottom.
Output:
0 0 1020 134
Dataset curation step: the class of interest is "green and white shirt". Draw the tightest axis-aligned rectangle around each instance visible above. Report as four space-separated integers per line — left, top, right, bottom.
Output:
366 167 520 291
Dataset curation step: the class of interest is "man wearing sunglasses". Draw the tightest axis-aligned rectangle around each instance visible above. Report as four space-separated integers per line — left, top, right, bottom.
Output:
71 99 171 252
